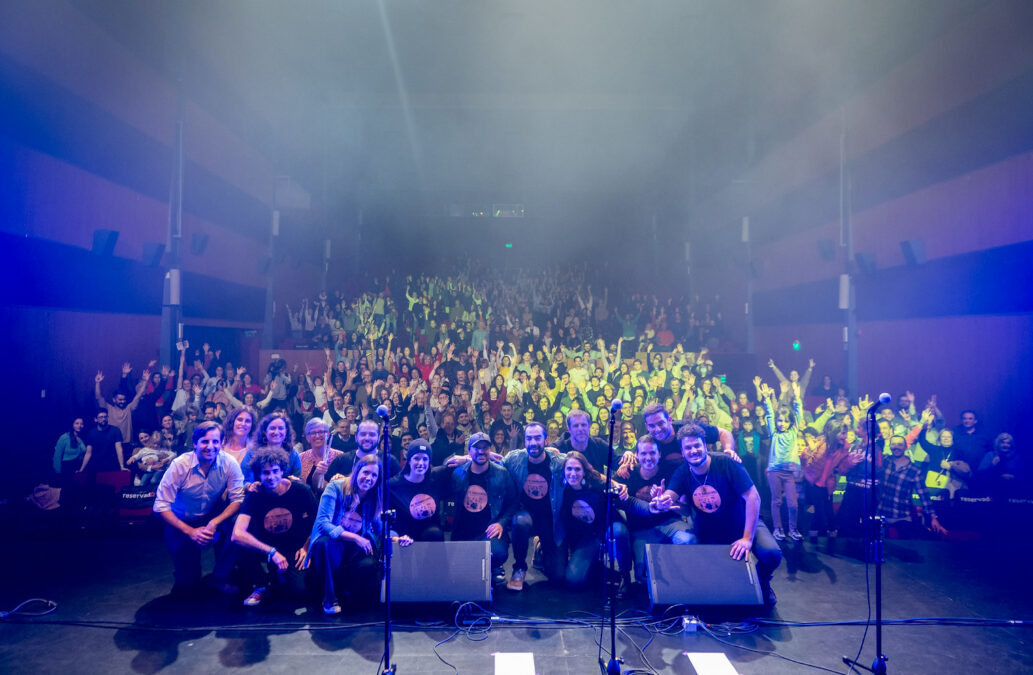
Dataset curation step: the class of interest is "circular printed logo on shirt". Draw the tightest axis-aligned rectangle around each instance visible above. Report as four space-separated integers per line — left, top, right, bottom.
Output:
571 499 596 524
464 485 488 513
263 507 293 534
340 509 363 533
692 485 722 514
409 493 437 520
523 474 549 500
635 485 654 501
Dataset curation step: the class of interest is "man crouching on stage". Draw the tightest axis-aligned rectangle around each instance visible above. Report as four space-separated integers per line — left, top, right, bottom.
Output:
230 447 318 607
153 420 244 597
651 423 782 606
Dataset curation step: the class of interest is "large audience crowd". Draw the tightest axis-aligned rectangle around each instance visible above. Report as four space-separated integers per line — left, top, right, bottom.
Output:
47 267 1025 612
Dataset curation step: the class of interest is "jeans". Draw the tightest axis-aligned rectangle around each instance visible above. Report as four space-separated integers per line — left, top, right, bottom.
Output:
163 512 235 589
309 535 379 606
768 469 799 531
749 521 782 586
555 522 630 590
510 510 557 575
227 545 309 599
630 519 695 582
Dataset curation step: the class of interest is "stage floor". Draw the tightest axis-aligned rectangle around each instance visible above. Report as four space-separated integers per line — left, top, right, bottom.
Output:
1 526 1030 675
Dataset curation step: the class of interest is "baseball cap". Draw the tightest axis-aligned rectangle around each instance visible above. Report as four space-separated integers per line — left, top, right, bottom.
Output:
468 432 491 449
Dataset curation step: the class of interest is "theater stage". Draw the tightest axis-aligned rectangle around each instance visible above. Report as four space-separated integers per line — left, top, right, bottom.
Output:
1 527 1029 675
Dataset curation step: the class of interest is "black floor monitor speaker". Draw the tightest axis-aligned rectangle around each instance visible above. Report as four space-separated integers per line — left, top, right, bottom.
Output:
383 540 492 603
645 544 762 610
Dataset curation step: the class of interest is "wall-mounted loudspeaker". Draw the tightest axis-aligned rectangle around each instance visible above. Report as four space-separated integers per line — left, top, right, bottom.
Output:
92 229 119 255
900 239 926 267
142 242 165 267
190 232 209 256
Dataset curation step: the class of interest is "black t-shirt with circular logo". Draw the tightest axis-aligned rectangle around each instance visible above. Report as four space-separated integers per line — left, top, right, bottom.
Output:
520 458 554 526
453 469 492 540
561 483 606 542
668 453 753 545
388 467 448 539
623 464 678 532
241 481 318 553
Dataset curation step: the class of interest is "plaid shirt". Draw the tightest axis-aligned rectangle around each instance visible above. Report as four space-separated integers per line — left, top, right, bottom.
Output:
878 458 933 522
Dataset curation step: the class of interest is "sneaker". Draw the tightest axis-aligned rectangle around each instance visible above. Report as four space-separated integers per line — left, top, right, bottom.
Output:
492 568 506 585
762 584 777 606
507 569 526 592
772 528 786 541
243 587 267 607
323 601 342 615
532 537 544 571
789 529 804 541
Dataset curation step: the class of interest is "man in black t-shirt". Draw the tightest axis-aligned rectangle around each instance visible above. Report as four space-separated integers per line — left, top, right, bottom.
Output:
555 410 614 473
230 447 317 606
655 424 781 605
640 403 734 476
80 409 127 473
618 435 695 584
502 422 565 591
450 432 517 584
327 419 402 480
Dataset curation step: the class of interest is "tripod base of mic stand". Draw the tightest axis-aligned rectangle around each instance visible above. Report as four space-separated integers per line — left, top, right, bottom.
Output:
842 654 887 674
599 657 623 674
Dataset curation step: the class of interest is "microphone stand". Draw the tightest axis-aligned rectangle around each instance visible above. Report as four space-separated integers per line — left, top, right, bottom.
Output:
844 403 888 675
378 409 397 675
600 405 623 675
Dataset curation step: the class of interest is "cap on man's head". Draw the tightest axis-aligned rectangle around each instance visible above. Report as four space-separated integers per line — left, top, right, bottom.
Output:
468 432 491 450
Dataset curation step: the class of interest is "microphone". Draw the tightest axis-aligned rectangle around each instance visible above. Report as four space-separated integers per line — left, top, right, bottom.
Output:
868 392 892 418
610 399 623 415
376 404 390 420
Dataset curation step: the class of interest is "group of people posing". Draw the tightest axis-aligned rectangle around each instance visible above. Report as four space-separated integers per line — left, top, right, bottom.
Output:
153 402 783 614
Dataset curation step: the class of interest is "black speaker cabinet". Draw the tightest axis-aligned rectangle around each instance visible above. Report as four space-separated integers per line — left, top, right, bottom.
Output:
382 540 492 603
645 544 762 610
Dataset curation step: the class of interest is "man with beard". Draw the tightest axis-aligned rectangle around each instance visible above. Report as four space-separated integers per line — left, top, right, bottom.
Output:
502 422 565 591
654 424 781 605
327 419 402 479
878 436 947 539
450 432 517 585
230 447 318 606
639 402 737 475
94 365 147 449
153 421 245 596
79 409 127 473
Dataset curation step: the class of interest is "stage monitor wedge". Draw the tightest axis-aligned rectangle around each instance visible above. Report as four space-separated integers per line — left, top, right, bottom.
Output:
383 540 492 603
645 544 762 611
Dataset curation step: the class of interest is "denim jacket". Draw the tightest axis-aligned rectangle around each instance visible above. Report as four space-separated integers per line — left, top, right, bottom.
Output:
503 448 571 546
